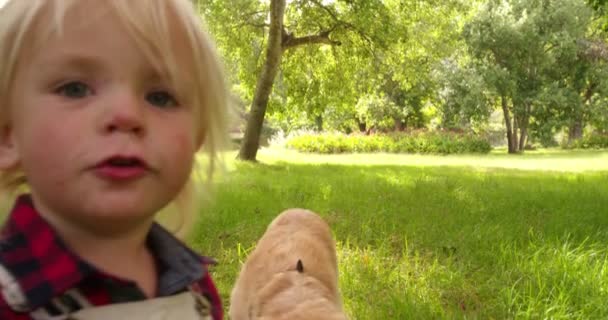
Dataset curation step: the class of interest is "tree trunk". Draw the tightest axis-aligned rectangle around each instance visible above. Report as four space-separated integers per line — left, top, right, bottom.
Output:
512 117 519 153
518 105 530 152
236 0 341 161
568 119 583 143
314 114 323 132
357 120 367 133
567 102 585 145
518 117 528 152
393 118 405 131
237 0 287 161
501 96 517 154
568 84 594 145
567 87 590 144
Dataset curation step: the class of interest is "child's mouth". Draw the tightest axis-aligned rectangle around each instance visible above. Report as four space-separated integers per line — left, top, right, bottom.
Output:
94 156 148 180
106 157 143 167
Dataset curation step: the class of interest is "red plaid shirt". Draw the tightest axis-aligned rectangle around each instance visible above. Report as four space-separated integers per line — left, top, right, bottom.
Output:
0 194 223 319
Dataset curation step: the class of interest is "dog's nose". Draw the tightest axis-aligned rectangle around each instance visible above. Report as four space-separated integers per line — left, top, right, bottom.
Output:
297 260 304 273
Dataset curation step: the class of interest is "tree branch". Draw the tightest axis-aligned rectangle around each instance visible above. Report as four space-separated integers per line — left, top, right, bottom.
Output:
282 31 342 49
235 9 270 29
309 0 340 22
578 38 608 61
235 21 270 29
308 0 374 46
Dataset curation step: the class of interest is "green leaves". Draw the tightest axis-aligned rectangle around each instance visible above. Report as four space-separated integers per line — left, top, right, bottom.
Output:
448 0 608 150
197 0 472 133
197 0 608 149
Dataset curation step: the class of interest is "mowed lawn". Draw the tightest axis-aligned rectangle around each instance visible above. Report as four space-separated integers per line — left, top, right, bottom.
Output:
188 149 608 319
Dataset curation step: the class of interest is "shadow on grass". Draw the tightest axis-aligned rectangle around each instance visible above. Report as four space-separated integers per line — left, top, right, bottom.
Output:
198 162 608 246
189 162 608 319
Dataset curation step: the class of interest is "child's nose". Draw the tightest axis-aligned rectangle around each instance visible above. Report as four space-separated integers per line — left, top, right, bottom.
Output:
103 92 146 135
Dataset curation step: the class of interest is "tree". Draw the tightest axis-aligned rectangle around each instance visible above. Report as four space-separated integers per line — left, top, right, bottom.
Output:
378 0 475 131
200 0 397 161
199 0 471 159
437 60 493 130
240 0 359 161
462 0 593 153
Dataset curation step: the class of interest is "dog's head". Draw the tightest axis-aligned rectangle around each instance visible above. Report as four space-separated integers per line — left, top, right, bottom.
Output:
251 259 346 320
230 210 347 320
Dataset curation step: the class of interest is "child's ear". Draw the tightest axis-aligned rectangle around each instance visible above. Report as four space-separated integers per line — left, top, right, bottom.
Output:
0 125 20 169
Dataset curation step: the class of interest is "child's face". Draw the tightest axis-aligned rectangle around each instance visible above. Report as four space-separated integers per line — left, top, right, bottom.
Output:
1 3 199 230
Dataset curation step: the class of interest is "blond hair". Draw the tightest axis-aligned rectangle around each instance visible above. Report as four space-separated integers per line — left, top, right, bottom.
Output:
0 0 229 234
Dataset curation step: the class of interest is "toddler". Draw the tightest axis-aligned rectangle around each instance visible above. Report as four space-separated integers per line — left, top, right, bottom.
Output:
0 0 229 319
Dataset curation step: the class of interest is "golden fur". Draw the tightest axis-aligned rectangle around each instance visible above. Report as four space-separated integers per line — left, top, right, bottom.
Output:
230 209 347 320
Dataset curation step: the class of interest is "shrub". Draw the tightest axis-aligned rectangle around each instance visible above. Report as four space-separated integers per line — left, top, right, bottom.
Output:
570 133 608 149
286 131 492 154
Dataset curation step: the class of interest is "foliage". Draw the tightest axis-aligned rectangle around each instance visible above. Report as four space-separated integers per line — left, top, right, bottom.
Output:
196 0 268 102
568 132 608 148
445 0 608 152
198 0 608 154
436 60 493 129
198 0 475 133
354 94 401 132
588 0 608 30
588 94 608 131
285 131 492 154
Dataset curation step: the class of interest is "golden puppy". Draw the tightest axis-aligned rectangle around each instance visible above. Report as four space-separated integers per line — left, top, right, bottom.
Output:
230 209 347 320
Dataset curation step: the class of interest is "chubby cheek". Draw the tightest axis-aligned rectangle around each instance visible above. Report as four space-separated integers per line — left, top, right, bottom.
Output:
17 118 80 187
163 127 197 187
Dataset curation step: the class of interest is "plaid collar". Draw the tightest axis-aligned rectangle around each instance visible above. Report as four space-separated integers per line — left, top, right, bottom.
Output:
0 194 210 311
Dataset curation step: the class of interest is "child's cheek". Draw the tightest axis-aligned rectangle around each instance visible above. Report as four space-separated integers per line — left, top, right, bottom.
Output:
19 120 76 188
168 129 197 172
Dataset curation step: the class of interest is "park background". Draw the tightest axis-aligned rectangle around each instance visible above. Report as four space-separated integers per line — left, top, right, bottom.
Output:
200 0 607 319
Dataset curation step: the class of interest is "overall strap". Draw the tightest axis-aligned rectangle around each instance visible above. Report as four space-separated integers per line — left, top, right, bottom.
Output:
29 289 92 320
0 262 29 312
0 262 91 319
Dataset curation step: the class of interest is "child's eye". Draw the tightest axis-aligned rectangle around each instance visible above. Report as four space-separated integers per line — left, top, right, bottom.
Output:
146 91 178 108
55 81 92 98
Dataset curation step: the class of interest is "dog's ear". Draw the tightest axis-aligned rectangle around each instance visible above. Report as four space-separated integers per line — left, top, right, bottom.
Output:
296 259 304 273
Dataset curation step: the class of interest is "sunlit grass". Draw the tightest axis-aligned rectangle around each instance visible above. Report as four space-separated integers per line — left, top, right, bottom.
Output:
250 147 608 172
499 235 608 319
188 149 608 319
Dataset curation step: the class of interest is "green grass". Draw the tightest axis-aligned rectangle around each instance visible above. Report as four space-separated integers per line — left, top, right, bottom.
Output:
256 147 608 172
188 148 608 319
